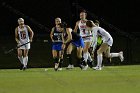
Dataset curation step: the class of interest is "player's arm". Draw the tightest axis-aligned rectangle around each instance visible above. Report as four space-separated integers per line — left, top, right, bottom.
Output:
15 27 19 43
62 30 65 44
64 28 72 44
50 27 54 42
74 21 79 33
26 25 34 42
61 30 66 50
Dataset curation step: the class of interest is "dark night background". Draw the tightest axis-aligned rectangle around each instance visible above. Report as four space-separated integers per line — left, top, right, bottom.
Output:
0 0 140 68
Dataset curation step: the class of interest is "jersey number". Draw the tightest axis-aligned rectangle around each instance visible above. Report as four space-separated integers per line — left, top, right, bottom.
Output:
20 31 26 39
82 29 86 34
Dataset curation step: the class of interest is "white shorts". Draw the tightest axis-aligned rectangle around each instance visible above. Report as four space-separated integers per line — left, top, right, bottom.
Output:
82 37 92 43
18 41 30 49
103 38 113 46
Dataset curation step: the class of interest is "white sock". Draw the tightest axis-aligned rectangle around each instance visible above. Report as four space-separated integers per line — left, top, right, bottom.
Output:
110 53 119 58
18 56 23 64
83 52 88 62
88 52 93 62
23 57 28 67
25 56 28 66
97 54 103 68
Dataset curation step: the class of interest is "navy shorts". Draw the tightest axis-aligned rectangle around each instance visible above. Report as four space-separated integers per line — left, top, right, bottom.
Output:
72 37 84 48
52 42 63 51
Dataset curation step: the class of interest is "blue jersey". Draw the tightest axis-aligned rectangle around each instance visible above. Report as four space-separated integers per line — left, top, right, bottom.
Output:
64 29 84 48
53 27 63 43
52 27 63 51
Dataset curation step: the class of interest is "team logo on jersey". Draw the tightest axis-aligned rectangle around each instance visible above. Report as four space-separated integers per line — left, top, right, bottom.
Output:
20 30 26 39
80 25 86 29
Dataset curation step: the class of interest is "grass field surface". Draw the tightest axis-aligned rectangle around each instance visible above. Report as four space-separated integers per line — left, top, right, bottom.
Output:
0 65 140 93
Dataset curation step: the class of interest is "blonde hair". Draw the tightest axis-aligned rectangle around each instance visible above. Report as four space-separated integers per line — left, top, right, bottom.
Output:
55 17 61 22
18 18 24 22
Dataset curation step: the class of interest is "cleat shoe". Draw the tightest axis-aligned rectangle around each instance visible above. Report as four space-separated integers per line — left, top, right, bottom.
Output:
119 51 124 62
54 67 58 71
66 64 74 69
79 64 84 69
82 65 89 70
22 67 27 71
58 68 62 71
87 61 94 68
54 63 59 71
93 66 102 70
20 64 23 70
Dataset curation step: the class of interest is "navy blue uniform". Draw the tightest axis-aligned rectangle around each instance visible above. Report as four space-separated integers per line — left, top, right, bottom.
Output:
64 29 84 48
71 31 84 48
52 27 63 51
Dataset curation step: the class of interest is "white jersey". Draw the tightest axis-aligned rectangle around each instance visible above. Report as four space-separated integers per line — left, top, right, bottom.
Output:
78 20 92 42
92 26 113 50
17 25 30 49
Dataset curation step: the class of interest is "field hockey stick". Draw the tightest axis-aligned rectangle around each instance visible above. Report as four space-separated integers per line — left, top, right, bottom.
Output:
4 41 30 54
82 35 93 38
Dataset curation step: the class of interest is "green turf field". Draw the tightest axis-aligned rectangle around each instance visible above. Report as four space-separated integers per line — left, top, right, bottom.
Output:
0 65 140 93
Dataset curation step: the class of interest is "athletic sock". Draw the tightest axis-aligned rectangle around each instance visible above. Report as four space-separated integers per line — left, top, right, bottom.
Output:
53 57 59 70
59 59 63 68
76 57 84 69
66 54 72 65
83 52 88 66
18 56 23 64
23 57 26 68
83 52 88 62
53 57 58 64
88 52 93 62
25 56 28 66
110 53 119 58
97 54 103 68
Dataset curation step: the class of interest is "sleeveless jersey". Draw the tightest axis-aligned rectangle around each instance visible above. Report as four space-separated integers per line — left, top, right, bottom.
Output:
78 20 92 43
53 27 63 43
18 25 29 43
64 28 81 41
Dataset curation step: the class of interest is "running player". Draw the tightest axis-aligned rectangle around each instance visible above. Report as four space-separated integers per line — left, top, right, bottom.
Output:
88 20 103 68
94 20 111 64
73 10 93 70
58 23 85 69
86 20 124 70
50 18 64 71
15 18 34 70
